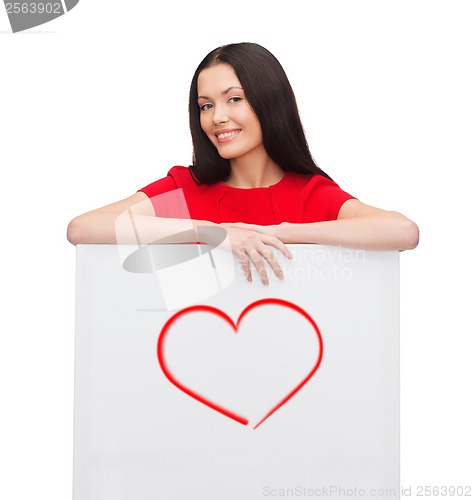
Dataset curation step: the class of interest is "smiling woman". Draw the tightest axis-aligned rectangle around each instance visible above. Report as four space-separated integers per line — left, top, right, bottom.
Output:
67 42 419 285
197 65 267 175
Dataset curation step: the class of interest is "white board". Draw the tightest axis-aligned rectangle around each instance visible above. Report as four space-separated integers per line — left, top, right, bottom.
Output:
73 244 399 500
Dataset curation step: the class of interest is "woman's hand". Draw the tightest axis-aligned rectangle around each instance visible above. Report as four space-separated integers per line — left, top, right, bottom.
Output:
219 223 293 285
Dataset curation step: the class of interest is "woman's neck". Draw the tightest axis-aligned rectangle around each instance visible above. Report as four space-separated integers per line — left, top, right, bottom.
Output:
226 155 284 189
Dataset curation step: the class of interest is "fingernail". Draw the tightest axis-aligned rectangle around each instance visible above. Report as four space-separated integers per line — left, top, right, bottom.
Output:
277 272 284 280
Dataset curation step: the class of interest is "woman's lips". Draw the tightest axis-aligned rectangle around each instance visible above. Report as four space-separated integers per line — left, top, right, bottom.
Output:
215 129 241 143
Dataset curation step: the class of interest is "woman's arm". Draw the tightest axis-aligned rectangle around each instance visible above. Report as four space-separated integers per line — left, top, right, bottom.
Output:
67 192 292 284
67 192 217 245
222 199 420 251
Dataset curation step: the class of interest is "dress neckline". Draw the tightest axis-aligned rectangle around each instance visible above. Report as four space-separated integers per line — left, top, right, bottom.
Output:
220 171 290 191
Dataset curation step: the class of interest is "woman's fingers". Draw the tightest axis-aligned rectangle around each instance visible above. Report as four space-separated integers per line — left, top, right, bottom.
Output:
248 249 270 286
236 246 253 283
224 226 292 285
261 234 293 261
256 243 284 281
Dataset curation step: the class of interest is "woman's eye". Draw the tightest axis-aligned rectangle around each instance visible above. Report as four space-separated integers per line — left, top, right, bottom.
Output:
229 97 242 104
200 103 213 111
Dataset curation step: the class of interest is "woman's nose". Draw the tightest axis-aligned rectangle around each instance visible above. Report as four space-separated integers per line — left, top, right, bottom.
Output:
212 105 229 125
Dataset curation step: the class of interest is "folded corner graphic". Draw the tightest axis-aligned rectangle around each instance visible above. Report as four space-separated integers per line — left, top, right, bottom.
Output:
115 190 235 310
5 0 79 33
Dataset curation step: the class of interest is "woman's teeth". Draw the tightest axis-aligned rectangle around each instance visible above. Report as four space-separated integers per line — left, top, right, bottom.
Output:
217 131 239 138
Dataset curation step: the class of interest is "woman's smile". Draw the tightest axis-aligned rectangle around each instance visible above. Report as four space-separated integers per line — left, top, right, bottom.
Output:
215 129 241 143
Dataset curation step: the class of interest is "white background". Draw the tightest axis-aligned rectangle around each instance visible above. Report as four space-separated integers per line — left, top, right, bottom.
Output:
0 1 471 498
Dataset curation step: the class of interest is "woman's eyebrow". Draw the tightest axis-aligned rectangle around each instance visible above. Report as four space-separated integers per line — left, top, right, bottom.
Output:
222 86 243 95
198 86 244 100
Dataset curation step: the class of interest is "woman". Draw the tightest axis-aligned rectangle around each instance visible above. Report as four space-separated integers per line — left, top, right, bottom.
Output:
67 42 419 285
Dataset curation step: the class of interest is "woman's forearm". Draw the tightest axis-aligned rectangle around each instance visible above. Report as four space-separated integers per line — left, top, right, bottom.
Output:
274 212 419 251
67 211 217 245
67 210 293 285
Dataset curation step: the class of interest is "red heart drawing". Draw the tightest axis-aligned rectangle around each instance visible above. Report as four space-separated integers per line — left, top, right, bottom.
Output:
157 298 323 429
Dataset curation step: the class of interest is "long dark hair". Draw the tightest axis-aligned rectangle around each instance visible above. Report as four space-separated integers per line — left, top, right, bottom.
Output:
188 42 332 184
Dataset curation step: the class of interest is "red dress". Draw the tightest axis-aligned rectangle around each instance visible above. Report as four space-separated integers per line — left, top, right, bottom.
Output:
139 166 354 225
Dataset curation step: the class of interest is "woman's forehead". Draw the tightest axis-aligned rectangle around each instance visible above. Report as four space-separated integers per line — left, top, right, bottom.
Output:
197 64 243 96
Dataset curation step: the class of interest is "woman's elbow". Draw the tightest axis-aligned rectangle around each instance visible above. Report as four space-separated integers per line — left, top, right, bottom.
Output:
67 217 86 245
400 217 420 250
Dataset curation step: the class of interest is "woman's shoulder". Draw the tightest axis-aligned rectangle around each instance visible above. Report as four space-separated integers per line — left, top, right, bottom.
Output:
158 165 194 187
282 170 355 213
139 166 225 202
139 166 196 194
281 170 342 192
167 165 223 191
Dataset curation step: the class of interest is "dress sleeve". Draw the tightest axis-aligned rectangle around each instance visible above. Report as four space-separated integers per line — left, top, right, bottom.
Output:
302 175 356 222
138 168 190 218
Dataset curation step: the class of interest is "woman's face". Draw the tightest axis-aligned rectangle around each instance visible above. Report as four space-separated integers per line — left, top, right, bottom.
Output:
197 63 265 163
